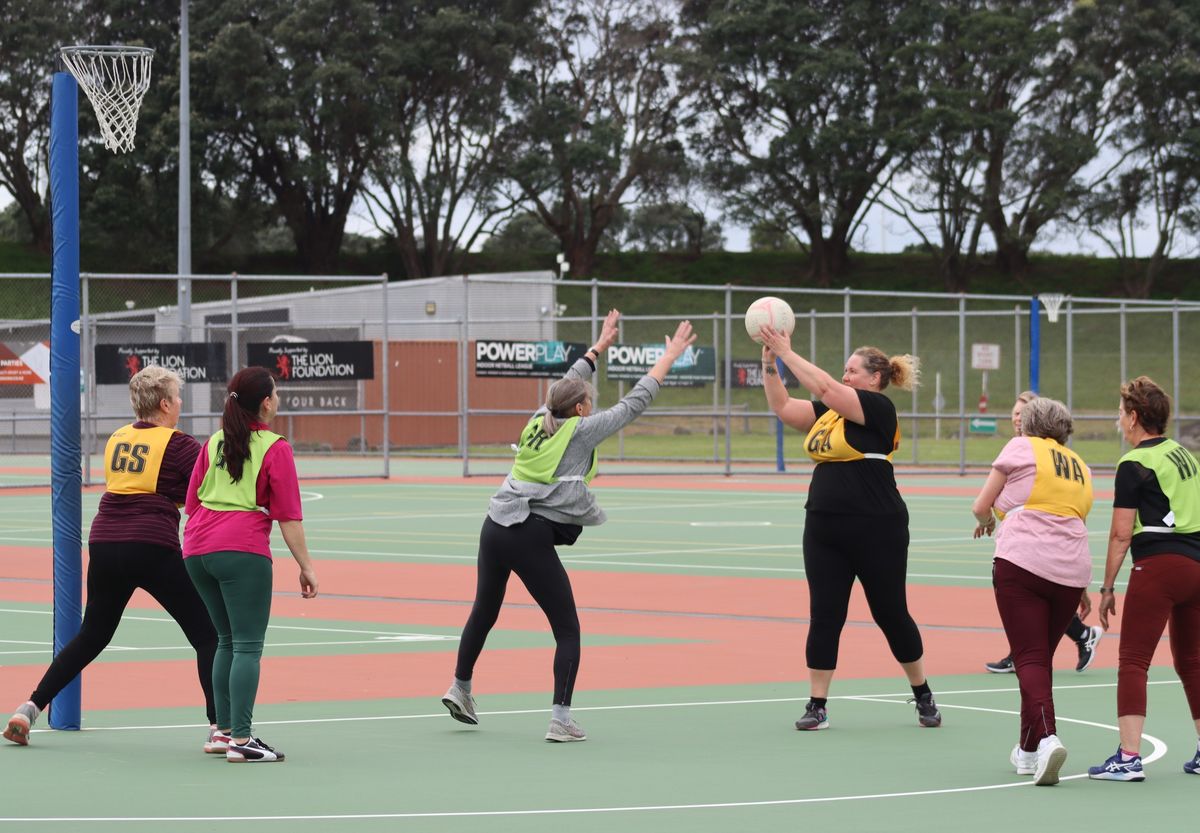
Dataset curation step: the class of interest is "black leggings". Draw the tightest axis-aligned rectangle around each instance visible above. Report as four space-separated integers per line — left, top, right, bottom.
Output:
31 541 218 724
455 516 582 706
803 511 924 670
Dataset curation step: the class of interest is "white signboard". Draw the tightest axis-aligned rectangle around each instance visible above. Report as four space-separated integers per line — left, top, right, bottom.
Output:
971 343 1001 370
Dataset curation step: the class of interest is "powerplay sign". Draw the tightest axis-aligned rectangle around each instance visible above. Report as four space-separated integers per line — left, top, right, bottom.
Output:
95 343 228 384
604 343 715 387
247 341 375 381
474 340 588 378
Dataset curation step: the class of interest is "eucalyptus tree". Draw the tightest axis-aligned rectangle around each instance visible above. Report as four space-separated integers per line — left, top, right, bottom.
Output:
681 0 934 284
493 0 687 278
362 0 535 279
193 0 391 273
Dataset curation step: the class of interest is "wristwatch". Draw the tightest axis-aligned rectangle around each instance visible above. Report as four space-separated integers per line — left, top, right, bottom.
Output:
763 365 778 376
1098 586 1115 594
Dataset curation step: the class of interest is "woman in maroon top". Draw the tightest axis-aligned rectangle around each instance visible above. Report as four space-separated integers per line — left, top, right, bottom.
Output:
3 367 219 750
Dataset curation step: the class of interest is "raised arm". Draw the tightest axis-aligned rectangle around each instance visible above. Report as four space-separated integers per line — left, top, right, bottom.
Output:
563 308 622 384
574 320 696 445
760 343 817 432
758 326 866 425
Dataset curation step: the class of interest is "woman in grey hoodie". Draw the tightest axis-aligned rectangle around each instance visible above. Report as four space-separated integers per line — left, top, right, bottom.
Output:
442 310 696 742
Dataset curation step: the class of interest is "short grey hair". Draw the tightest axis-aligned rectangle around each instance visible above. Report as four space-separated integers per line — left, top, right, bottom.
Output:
1020 396 1073 445
129 366 181 420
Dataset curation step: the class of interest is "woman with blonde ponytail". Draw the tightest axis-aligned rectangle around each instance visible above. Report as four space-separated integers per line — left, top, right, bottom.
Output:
757 330 940 732
443 310 696 743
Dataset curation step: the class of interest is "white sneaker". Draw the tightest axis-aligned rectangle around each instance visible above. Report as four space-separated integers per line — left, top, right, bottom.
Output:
1011 744 1037 775
545 717 587 742
204 726 231 754
442 685 478 725
1035 734 1068 786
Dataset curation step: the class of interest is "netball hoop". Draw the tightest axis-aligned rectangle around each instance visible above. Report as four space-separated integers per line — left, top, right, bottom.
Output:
59 45 154 153
1038 293 1067 324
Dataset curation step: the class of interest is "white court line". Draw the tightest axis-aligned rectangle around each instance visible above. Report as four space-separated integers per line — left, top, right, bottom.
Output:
299 490 324 502
8 684 1172 823
0 637 457 656
0 608 450 638
689 521 773 527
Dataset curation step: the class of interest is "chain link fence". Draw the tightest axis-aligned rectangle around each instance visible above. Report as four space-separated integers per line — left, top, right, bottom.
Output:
1 271 1196 485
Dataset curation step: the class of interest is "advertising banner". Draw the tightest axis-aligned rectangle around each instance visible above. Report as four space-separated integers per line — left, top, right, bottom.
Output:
728 360 799 388
94 343 228 384
474 340 588 378
604 343 715 387
247 341 375 382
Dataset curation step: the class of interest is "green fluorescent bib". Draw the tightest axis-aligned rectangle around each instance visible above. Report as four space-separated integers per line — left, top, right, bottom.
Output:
197 428 284 511
1120 438 1200 535
510 416 597 485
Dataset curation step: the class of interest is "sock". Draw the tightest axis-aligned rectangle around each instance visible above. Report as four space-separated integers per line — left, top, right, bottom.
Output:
454 677 472 694
912 682 932 700
1119 748 1139 761
809 697 828 710
1196 737 1200 754
552 704 571 723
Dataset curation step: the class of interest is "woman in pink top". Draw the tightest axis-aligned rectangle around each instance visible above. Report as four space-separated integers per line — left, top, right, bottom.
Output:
184 366 318 763
972 396 1094 786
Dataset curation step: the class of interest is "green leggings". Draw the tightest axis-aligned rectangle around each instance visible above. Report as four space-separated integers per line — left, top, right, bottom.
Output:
185 552 273 737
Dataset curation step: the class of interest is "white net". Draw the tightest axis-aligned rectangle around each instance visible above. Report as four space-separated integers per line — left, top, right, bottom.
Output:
1038 293 1067 323
60 46 154 154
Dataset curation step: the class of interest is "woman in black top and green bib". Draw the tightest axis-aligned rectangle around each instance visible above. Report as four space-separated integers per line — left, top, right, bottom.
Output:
1088 376 1200 781
442 311 695 742
758 327 941 732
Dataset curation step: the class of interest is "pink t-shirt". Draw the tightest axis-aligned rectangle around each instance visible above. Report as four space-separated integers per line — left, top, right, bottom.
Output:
990 437 1092 588
182 427 304 559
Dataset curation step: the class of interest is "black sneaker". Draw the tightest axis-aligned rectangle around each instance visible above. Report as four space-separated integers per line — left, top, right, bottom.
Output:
910 693 942 728
1075 626 1103 672
226 736 285 762
794 700 829 731
985 656 1015 674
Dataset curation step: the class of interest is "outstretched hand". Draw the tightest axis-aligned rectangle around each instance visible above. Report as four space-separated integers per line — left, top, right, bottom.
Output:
664 320 697 359
594 309 621 354
758 326 793 359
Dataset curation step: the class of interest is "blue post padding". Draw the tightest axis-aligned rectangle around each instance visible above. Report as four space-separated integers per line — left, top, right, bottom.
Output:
49 72 82 731
1029 296 1041 395
774 357 786 472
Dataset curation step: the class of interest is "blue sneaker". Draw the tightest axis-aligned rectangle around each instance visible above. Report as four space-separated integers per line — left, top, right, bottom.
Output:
1185 750 1200 774
1088 748 1145 781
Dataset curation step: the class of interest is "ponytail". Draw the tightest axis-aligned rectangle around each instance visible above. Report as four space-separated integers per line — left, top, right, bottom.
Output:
220 367 276 483
853 347 921 391
541 378 593 436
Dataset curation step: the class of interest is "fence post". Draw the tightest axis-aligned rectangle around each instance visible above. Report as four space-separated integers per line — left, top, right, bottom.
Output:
910 306 918 465
1173 299 1181 415
381 273 390 478
81 273 92 486
958 295 966 475
724 285 733 476
712 316 719 462
230 272 239 380
1014 304 1022 395
1065 297 1074 418
842 287 851 359
462 275 471 477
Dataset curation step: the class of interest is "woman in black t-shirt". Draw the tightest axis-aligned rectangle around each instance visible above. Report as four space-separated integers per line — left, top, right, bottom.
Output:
758 327 940 731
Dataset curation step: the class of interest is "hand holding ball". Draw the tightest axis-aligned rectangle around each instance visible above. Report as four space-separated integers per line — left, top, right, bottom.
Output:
745 297 795 344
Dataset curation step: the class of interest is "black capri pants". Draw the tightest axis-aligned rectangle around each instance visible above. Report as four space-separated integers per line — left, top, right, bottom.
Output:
803 510 924 670
455 515 582 706
31 541 218 724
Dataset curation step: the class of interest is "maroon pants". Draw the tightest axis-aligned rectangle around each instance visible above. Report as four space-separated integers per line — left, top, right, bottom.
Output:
993 558 1083 751
1117 554 1200 720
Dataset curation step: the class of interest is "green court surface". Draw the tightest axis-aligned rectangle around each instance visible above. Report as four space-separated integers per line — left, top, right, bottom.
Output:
0 473 1196 831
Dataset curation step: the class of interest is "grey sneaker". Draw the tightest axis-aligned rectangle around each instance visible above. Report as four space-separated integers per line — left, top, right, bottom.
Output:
910 692 942 727
3 701 40 746
795 700 829 731
442 685 478 725
545 717 587 742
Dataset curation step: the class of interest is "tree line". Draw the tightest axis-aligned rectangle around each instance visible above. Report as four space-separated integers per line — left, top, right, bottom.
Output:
0 0 1196 295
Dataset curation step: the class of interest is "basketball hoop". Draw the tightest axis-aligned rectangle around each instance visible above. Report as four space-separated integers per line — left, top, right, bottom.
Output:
1038 293 1067 324
59 45 154 153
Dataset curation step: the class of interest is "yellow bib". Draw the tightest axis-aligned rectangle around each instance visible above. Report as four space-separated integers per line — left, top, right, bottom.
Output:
1022 436 1093 519
804 407 898 464
103 424 179 495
